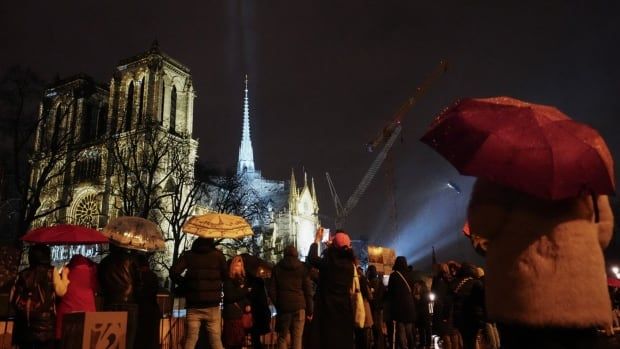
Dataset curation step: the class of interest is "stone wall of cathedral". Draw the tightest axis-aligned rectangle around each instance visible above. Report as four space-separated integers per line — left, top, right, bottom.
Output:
31 45 198 236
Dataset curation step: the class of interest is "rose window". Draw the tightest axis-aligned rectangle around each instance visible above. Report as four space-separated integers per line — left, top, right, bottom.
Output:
74 194 100 228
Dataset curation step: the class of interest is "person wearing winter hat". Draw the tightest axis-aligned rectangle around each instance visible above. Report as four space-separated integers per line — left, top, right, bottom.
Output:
468 178 615 349
332 232 352 249
307 228 356 349
269 245 313 349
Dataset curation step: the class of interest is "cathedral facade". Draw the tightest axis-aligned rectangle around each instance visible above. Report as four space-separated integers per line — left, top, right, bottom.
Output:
30 45 319 264
31 43 197 231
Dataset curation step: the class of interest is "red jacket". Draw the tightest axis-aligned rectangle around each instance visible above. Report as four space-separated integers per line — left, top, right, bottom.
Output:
56 255 98 339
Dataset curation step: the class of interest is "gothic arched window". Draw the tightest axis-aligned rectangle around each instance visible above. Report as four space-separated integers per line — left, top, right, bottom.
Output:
125 82 134 131
82 103 99 143
50 105 63 148
74 151 102 183
160 84 165 125
97 105 107 138
170 85 177 133
138 77 145 126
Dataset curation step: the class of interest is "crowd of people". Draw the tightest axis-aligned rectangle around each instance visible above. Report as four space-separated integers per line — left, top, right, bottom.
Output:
8 182 618 349
9 242 163 349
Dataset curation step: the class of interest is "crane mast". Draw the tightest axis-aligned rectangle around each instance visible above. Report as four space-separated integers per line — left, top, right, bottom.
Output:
326 60 448 229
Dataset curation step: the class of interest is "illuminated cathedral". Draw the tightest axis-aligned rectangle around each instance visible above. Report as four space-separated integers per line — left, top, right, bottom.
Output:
227 75 320 260
29 44 319 263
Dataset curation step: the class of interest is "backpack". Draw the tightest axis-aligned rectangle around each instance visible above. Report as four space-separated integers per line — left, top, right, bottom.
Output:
10 267 56 328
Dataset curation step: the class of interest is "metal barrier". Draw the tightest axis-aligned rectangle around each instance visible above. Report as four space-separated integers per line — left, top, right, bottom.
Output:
158 297 281 349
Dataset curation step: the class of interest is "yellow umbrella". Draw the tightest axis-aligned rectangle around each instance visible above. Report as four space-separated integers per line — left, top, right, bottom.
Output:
103 216 165 252
182 213 253 239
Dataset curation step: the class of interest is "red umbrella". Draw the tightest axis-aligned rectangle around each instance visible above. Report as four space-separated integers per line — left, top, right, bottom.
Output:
421 96 615 200
608 277 620 288
21 224 109 245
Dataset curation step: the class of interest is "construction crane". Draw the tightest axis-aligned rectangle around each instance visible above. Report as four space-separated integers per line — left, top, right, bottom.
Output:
326 60 448 229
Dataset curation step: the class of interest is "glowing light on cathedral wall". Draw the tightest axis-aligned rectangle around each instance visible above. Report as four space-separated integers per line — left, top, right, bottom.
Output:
296 190 318 260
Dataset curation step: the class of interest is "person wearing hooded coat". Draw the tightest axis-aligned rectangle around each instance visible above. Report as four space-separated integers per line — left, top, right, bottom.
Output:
55 254 98 343
387 256 417 349
307 229 356 349
171 237 227 349
10 244 56 349
468 178 616 349
269 245 313 349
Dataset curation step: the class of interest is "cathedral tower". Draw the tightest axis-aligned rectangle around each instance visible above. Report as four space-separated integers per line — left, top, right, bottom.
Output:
108 41 195 136
30 44 197 231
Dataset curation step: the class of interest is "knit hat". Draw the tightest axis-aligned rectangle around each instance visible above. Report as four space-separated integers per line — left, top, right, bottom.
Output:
332 232 351 249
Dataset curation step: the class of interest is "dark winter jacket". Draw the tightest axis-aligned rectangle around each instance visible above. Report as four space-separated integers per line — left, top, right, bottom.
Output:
11 246 56 345
387 258 416 323
431 274 456 335
170 239 227 308
307 242 356 349
451 272 485 331
368 277 385 311
98 248 142 305
135 259 162 349
223 277 251 320
269 255 313 315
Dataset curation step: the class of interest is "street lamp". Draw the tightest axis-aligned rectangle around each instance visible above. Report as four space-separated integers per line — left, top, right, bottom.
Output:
428 292 436 348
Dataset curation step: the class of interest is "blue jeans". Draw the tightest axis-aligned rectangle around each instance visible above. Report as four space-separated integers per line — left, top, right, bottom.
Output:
184 307 224 349
276 309 305 349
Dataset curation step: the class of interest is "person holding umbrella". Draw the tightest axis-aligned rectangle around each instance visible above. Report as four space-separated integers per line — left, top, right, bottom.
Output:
19 224 108 345
175 212 254 349
170 237 227 349
100 216 165 349
98 243 142 349
422 97 617 349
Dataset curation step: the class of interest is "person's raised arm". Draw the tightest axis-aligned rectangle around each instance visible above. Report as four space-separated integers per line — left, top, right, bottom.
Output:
53 266 70 297
306 227 323 268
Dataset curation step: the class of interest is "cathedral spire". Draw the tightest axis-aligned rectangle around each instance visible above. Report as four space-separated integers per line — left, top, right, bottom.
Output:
289 169 298 214
237 75 256 175
290 169 298 198
311 177 319 210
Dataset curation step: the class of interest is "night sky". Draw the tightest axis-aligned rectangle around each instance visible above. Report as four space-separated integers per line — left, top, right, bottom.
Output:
2 1 619 267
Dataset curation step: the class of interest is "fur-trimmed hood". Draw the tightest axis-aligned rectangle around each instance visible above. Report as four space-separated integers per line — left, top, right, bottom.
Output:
467 179 614 328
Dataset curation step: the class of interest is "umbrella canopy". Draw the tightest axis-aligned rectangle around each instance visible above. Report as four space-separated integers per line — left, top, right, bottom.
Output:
102 216 165 252
182 213 253 239
21 224 109 245
608 277 620 288
421 96 615 200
